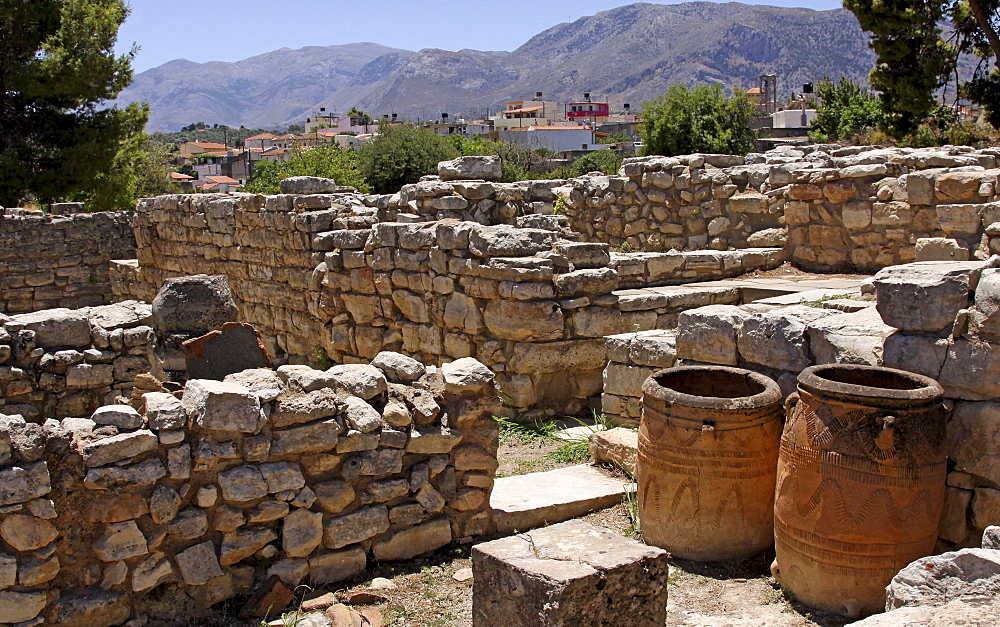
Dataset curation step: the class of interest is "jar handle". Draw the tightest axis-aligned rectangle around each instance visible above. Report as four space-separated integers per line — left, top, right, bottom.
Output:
784 391 800 418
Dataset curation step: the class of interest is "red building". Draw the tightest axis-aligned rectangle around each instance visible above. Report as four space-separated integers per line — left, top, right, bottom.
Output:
566 101 610 121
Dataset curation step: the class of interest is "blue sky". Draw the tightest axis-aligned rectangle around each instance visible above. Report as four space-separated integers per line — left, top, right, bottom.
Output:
117 0 846 72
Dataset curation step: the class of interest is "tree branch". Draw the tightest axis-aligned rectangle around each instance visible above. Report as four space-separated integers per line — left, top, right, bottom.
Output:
967 0 1000 69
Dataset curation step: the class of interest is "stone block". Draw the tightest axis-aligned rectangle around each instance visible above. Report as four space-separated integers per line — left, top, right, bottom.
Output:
92 521 148 562
283 509 324 558
948 401 1000 486
874 262 981 334
323 505 389 549
143 392 187 429
175 541 224 586
676 305 748 366
438 155 501 182
737 310 811 371
483 299 564 341
81 430 158 467
10 308 91 348
326 363 388 400
0 514 57 551
46 591 131 627
886 548 1000 610
589 428 638 475
939 339 1000 400
182 379 262 433
91 404 143 429
472 520 668 626
270 418 342 455
308 546 368 585
940 486 972 544
370 351 425 383
602 363 655 397
916 238 970 262
373 517 452 561
0 590 47 624
442 357 494 394
806 306 894 366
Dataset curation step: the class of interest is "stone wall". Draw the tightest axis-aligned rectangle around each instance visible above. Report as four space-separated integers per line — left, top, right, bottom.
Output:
116 192 785 413
382 146 1000 274
0 211 136 314
0 355 499 625
647 259 1000 550
0 302 152 422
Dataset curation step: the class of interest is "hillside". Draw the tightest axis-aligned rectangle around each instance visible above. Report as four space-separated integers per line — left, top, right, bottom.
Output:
116 2 877 132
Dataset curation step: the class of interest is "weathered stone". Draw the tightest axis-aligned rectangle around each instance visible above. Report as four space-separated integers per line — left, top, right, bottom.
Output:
589 428 638 475
737 310 810 371
472 519 669 626
220 527 278 566
441 357 494 394
151 274 238 335
260 461 306 494
131 551 173 592
882 332 949 379
0 590 47 624
343 396 382 433
48 591 131 627
308 547 368 585
916 237 970 262
168 507 209 539
218 465 268 502
92 521 148 562
175 541 224 586
149 485 182 524
276 365 338 392
947 401 1000 486
271 418 342 455
224 368 285 402
280 176 340 194
143 392 187 429
874 262 981 334
326 364 388 400
91 404 143 429
886 548 1000 610
438 155 502 182
940 487 973 544
271 389 342 428
676 305 748 366
10 308 91 348
84 459 166 489
0 514 57 551
973 487 1000 529
83 494 149 523
554 268 618 298
373 517 452 561
283 509 324 558
806 307 894 366
81 429 158 467
183 379 262 433
939 339 1000 400
323 505 390 549
65 363 114 389
370 351 425 383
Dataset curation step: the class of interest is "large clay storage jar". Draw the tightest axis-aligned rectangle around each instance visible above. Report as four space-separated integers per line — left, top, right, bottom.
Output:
638 365 783 561
773 364 946 619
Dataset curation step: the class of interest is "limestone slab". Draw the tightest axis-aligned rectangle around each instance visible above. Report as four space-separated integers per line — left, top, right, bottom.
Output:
491 464 626 535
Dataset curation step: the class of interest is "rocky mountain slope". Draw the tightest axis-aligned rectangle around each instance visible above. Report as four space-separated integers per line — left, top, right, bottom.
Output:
117 2 876 132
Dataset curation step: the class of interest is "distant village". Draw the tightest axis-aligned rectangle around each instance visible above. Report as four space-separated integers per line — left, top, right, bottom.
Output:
169 77 819 192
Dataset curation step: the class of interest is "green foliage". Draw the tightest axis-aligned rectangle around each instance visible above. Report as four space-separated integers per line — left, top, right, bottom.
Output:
564 149 623 177
494 415 558 443
638 83 758 157
844 0 1000 136
243 143 369 194
809 77 884 142
72 134 180 211
598 132 633 144
452 136 551 182
547 440 590 463
286 124 305 134
359 124 458 193
0 0 148 208
150 126 271 148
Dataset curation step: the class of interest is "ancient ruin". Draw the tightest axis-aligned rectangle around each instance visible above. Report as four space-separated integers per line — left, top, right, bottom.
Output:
3 143 1000 624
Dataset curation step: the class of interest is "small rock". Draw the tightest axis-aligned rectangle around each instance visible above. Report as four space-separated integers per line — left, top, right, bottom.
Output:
239 574 294 619
345 591 387 606
370 352 425 383
369 577 396 590
91 405 144 430
453 568 473 582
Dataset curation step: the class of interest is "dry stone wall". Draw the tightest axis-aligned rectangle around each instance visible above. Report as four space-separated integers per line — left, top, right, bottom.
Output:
0 210 136 314
0 302 152 422
0 355 499 625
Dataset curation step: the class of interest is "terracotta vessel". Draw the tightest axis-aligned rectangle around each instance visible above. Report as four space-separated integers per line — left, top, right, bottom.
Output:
638 366 783 561
773 364 946 619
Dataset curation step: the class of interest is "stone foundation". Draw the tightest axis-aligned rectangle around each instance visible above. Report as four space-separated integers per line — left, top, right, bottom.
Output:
0 355 499 625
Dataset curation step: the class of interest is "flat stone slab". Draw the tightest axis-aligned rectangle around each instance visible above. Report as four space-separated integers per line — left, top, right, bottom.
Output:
491 464 626 535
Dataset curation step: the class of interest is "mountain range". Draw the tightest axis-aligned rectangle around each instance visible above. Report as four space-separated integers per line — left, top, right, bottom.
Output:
115 2 878 132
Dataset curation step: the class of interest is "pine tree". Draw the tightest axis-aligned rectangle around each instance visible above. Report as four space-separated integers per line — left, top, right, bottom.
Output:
0 0 147 208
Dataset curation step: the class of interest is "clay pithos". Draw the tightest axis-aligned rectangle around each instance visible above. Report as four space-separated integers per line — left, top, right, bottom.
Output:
772 364 947 619
638 365 783 561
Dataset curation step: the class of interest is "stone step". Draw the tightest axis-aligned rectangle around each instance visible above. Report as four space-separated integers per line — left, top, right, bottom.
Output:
490 464 628 536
